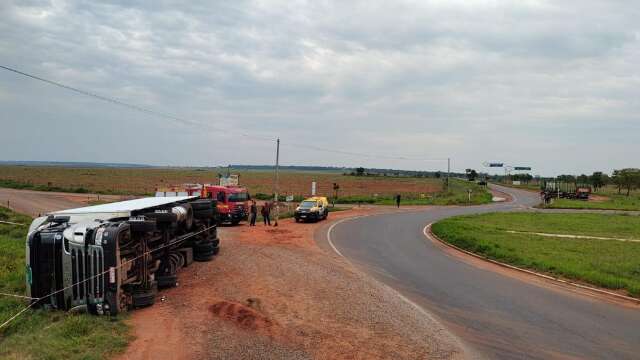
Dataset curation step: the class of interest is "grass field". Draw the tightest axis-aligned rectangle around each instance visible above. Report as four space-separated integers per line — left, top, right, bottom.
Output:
0 166 491 205
432 212 640 297
339 178 492 205
0 165 441 196
0 207 130 359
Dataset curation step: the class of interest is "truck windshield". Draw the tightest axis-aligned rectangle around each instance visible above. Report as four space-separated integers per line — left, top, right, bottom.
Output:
228 192 248 202
299 201 316 208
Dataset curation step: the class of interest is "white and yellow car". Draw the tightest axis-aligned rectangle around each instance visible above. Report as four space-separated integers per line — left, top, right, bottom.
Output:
294 196 329 222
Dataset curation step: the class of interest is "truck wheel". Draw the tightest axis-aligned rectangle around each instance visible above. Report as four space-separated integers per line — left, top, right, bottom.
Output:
194 252 214 262
157 274 178 288
130 220 156 233
191 200 213 211
132 284 156 308
212 246 220 255
193 208 214 219
146 212 178 224
194 241 215 253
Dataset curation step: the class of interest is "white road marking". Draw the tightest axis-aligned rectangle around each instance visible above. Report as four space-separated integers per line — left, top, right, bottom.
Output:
505 230 640 242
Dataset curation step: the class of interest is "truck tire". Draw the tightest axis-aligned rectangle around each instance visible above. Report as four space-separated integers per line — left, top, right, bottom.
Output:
132 282 157 308
191 200 213 211
146 212 178 224
193 208 214 219
132 291 156 307
212 246 220 255
130 220 156 233
157 274 178 288
194 252 214 262
194 241 215 253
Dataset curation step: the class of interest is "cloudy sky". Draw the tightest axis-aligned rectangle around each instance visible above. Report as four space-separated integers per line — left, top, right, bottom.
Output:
1 0 638 175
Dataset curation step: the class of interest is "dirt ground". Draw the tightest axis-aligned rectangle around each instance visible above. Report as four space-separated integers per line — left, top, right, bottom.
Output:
0 187 124 217
588 194 610 202
119 208 464 360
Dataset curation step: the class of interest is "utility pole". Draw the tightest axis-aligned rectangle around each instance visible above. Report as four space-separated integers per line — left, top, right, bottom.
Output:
274 138 280 227
446 158 450 191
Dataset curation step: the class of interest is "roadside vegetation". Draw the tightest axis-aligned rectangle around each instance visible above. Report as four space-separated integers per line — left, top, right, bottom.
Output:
0 207 130 359
546 194 640 211
432 212 640 297
337 179 491 205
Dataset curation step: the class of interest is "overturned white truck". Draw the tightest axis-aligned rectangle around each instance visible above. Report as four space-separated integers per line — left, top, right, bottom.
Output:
26 196 219 315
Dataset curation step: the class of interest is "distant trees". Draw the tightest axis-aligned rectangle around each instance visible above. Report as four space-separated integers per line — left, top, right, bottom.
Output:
557 174 576 183
435 171 441 179
589 172 608 192
577 174 589 184
355 167 365 176
512 173 533 184
465 169 478 181
611 168 640 196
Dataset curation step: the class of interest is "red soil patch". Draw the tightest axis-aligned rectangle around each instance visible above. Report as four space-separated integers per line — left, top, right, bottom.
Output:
209 299 275 331
589 194 610 202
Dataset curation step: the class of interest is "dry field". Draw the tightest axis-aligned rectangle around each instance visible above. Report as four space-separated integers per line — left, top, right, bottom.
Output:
0 166 443 198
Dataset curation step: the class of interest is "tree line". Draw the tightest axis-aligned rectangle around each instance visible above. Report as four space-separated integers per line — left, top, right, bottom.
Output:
551 169 640 196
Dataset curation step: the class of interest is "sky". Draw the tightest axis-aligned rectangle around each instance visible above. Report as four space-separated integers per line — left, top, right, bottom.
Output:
0 0 639 176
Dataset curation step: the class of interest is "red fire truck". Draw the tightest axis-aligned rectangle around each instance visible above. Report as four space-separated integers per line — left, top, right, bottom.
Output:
156 183 250 225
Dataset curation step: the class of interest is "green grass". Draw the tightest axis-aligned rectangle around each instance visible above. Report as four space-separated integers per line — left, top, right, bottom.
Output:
546 194 640 211
337 179 492 206
0 207 131 359
432 212 640 297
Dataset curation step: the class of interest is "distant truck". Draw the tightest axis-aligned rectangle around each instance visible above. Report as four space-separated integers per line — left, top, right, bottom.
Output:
156 183 250 225
26 196 219 315
541 181 591 201
294 197 329 222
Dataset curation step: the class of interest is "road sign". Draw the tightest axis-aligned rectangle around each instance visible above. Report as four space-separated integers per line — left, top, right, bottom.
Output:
514 166 532 171
311 181 317 196
488 163 504 167
286 195 294 202
220 174 239 186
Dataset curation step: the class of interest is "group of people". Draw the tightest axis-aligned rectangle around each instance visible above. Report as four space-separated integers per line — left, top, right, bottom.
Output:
248 200 273 226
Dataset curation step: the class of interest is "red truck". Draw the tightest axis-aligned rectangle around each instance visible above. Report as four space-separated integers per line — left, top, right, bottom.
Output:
201 185 250 225
156 184 250 225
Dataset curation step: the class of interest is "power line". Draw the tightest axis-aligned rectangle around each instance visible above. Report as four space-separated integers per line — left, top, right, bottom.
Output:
1 64 449 164
0 65 274 142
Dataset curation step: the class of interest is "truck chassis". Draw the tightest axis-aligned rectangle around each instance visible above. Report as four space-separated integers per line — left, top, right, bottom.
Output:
26 196 219 315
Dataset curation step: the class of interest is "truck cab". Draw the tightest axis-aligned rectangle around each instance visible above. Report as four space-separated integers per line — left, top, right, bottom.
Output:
203 185 250 225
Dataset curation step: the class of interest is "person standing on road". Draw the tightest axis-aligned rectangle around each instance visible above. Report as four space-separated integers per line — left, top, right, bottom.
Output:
261 201 271 226
249 200 257 226
395 194 401 208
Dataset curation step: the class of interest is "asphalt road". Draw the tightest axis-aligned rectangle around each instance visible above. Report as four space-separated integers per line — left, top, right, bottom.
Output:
324 185 640 359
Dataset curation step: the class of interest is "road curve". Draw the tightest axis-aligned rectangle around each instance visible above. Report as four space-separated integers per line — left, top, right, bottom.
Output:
323 185 640 359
